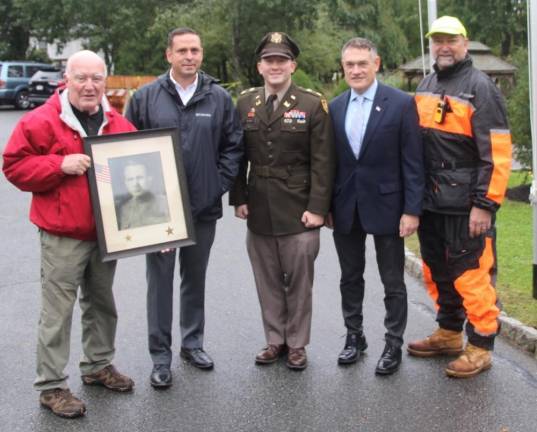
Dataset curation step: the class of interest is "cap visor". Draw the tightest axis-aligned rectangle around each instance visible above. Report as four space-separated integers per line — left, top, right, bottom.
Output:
426 30 464 38
260 51 293 59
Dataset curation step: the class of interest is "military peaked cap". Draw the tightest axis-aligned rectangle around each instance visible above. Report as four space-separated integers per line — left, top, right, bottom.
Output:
255 32 300 59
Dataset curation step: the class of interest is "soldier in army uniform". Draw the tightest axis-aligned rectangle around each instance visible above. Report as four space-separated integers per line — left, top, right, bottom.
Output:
229 32 335 370
116 161 170 230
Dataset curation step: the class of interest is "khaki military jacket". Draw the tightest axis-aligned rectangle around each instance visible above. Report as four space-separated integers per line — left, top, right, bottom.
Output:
229 83 335 236
117 191 170 230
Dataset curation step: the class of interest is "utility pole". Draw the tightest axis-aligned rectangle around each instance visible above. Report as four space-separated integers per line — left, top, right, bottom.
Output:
427 0 437 71
527 0 537 299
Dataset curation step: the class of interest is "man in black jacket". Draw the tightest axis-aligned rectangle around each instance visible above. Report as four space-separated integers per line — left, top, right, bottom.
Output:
126 27 243 388
408 16 512 378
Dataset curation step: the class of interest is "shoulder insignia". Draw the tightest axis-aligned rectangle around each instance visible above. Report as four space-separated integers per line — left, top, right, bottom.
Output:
305 88 322 97
321 98 328 114
240 87 257 95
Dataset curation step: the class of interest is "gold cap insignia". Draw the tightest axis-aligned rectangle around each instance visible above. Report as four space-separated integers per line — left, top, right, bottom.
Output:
270 32 283 43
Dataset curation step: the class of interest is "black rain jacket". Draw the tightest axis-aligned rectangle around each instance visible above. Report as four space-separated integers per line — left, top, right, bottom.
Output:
126 71 243 221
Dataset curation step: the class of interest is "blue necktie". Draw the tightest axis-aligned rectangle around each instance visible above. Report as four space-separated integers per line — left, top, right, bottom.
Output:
351 96 364 158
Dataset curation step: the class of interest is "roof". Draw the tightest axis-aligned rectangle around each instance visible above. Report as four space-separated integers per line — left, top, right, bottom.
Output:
399 41 517 75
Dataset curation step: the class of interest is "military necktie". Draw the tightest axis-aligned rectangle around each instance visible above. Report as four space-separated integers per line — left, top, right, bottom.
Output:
266 94 277 117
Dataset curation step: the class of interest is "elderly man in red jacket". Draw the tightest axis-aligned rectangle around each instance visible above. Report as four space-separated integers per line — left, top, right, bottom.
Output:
3 50 135 419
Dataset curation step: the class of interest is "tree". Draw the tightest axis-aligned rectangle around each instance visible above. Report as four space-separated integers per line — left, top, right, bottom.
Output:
507 47 531 169
146 0 321 86
326 0 416 69
441 0 527 56
0 0 75 60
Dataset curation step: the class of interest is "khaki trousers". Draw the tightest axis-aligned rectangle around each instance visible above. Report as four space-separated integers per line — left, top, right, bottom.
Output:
34 231 117 391
246 229 320 348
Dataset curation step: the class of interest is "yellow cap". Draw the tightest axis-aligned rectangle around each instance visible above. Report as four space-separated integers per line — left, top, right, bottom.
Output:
426 16 467 38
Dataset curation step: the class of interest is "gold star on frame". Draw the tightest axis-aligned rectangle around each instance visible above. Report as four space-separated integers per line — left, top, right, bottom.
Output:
166 227 174 235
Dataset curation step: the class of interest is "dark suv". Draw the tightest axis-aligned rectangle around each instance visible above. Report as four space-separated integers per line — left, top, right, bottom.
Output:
28 68 64 106
0 61 54 109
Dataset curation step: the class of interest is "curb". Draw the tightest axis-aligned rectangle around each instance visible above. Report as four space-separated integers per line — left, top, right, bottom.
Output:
404 248 537 360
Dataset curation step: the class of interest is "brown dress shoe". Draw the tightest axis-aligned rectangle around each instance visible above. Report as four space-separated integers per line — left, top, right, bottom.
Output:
81 364 134 392
255 344 287 364
40 388 86 418
407 328 463 357
445 343 492 378
286 347 307 370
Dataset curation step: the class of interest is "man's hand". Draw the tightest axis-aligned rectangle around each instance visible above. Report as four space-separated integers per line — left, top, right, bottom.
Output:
469 206 492 238
61 154 91 175
399 214 419 237
235 204 249 219
325 212 334 229
301 211 324 228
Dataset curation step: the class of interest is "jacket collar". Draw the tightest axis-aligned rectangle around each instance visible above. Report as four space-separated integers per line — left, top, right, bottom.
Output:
160 70 218 105
58 89 111 137
253 83 300 126
434 55 472 79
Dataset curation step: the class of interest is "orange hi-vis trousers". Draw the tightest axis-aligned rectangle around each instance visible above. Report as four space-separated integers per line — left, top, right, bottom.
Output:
417 211 501 350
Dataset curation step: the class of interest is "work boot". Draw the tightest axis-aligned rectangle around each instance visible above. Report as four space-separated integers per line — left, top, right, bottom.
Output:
81 364 134 392
445 343 492 378
407 328 463 357
40 388 86 418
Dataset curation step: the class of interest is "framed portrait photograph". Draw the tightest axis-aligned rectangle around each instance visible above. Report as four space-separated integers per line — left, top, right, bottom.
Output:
84 127 195 261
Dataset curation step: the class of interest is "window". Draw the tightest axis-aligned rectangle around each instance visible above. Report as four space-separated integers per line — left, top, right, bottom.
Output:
7 65 23 78
26 65 42 78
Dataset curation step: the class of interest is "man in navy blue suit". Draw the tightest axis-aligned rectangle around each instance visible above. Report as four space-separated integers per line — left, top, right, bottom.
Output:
328 38 424 375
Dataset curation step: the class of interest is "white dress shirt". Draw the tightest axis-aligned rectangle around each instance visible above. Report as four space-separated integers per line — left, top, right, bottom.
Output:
169 71 198 105
345 79 378 158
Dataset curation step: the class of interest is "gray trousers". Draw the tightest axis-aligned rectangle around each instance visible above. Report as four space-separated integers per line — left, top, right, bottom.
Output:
35 231 117 391
246 229 320 348
146 220 216 366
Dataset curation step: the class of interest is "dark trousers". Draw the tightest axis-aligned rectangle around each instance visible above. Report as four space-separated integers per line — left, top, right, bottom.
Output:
418 211 500 350
333 212 407 348
146 220 216 366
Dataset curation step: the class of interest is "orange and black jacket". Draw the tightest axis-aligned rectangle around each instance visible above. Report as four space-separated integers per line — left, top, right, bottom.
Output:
415 56 512 215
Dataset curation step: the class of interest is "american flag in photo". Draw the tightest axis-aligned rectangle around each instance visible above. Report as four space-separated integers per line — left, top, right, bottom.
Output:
95 163 111 183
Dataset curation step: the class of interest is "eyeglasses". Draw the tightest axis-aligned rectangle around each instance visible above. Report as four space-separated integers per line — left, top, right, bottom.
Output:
71 74 105 84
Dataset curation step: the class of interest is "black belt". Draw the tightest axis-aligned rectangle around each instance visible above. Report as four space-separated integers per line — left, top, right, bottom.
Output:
428 160 476 170
252 165 309 179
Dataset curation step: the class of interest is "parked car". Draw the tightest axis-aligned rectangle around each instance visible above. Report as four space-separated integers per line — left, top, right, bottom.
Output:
0 61 54 109
28 68 64 106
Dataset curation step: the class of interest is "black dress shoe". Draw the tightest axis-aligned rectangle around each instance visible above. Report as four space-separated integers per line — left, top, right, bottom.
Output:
150 364 172 388
375 344 402 375
180 347 214 370
338 332 368 365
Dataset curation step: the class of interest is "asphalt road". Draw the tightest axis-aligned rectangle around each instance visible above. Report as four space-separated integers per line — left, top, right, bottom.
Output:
0 108 536 432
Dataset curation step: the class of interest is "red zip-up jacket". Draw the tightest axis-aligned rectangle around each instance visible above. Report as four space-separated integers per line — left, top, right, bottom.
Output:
3 89 136 240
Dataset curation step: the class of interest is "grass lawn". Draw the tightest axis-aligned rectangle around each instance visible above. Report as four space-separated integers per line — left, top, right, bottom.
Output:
405 170 537 329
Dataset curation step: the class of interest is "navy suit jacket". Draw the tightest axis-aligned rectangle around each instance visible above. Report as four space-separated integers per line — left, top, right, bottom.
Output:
329 82 424 235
